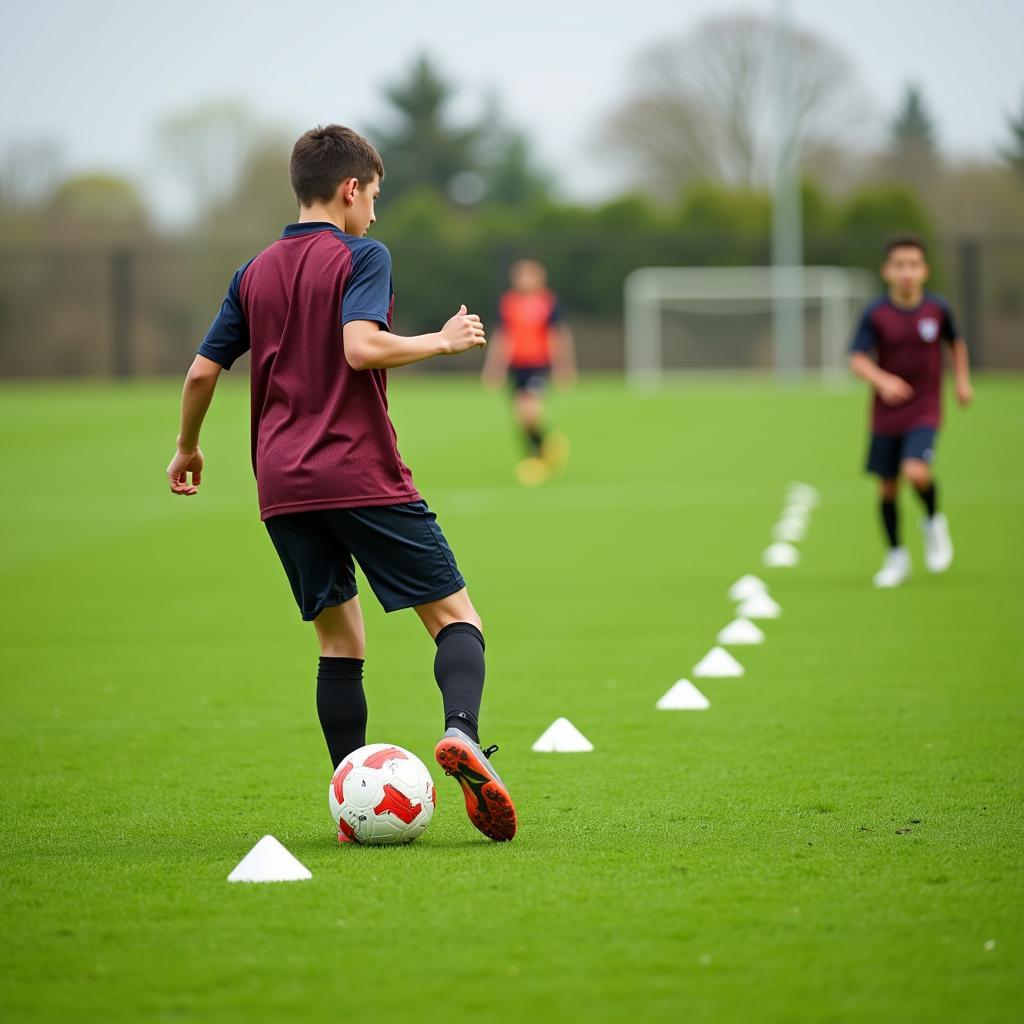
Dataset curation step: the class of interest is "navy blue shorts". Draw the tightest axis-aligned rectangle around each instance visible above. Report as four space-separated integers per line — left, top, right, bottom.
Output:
866 427 938 478
508 365 550 394
264 501 466 620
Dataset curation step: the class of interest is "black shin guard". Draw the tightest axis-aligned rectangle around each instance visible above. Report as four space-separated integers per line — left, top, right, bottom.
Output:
316 656 367 770
433 622 485 742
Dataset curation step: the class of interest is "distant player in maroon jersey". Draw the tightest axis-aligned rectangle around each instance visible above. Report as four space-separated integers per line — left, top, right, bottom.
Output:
482 259 576 485
164 125 516 842
849 233 974 588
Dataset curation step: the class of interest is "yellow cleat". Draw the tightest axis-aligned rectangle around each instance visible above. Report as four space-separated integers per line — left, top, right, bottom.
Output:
541 431 570 473
516 457 550 486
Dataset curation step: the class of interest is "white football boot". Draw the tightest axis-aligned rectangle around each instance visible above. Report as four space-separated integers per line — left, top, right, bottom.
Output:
873 547 910 588
922 513 954 573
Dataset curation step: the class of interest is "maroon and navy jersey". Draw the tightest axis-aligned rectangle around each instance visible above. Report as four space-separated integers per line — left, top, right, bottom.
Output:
198 223 420 520
850 292 961 435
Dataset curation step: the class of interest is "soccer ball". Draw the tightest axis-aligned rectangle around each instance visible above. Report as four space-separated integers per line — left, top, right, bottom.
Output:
329 743 436 845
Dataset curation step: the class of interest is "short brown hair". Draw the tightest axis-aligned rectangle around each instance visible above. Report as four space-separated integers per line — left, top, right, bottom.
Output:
883 232 927 260
289 124 384 207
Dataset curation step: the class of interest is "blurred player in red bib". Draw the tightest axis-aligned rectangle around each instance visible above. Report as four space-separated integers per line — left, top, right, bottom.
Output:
482 259 576 485
849 233 974 588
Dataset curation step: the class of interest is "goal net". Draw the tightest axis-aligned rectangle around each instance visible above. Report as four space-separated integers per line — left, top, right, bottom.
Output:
624 266 877 388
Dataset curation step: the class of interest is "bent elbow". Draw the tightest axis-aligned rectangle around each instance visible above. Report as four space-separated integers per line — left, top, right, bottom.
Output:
344 345 371 371
185 365 219 389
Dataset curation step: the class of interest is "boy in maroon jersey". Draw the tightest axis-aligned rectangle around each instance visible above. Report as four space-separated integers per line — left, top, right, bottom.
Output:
164 125 516 842
849 233 974 588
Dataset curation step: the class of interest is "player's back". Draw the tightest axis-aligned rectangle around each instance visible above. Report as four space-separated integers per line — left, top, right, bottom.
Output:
199 223 420 520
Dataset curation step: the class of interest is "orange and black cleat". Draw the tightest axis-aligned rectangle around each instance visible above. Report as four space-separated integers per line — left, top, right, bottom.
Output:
435 727 517 842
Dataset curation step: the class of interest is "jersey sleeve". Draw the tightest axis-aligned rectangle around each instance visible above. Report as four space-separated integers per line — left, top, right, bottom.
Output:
197 264 251 370
341 242 394 331
849 306 878 354
940 302 961 343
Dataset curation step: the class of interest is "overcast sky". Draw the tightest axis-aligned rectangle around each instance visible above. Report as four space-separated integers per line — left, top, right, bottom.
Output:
2 0 1021 220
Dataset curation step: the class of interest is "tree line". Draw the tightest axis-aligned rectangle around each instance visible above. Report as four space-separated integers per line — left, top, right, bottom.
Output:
1 14 1023 349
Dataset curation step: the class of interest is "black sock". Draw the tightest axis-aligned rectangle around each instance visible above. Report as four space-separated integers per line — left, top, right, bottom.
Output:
524 426 544 457
316 656 367 769
915 482 937 519
434 622 485 742
880 498 900 548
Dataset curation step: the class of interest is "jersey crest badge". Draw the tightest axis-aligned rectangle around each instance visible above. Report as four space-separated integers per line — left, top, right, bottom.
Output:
917 317 939 342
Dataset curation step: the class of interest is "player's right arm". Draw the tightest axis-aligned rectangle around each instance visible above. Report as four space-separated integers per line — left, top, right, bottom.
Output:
344 305 486 370
849 306 913 406
342 241 485 370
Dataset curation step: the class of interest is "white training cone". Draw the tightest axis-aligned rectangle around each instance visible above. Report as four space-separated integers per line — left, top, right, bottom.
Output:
787 483 820 508
773 517 806 543
532 717 593 752
728 574 768 602
717 617 765 645
763 542 800 568
738 592 782 619
693 646 744 678
782 503 811 525
657 679 710 710
228 835 312 883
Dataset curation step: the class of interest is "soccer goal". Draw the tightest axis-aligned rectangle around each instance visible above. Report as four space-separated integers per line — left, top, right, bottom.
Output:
623 266 877 388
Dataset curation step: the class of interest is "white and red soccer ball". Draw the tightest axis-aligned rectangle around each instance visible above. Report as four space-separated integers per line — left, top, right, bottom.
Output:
329 743 436 845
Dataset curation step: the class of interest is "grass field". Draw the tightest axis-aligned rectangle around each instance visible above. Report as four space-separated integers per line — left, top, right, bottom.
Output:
1 373 1021 1023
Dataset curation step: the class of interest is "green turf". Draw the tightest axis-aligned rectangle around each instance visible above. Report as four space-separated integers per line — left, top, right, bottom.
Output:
0 374 1021 1024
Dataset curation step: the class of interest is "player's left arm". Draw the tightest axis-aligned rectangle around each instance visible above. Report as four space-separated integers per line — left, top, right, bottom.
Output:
167 264 251 495
548 298 577 388
167 355 223 495
943 302 973 408
950 338 973 407
481 325 508 388
551 323 577 388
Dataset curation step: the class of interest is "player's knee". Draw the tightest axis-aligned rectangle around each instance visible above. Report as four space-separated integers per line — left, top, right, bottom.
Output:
879 478 898 501
901 459 931 489
416 590 482 639
319 634 372 659
313 603 366 658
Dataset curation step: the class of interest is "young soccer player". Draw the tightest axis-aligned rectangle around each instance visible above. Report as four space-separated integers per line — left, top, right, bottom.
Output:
849 233 974 588
165 124 516 842
482 259 576 485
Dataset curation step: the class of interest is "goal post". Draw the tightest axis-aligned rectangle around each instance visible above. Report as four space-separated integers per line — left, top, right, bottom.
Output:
624 266 877 388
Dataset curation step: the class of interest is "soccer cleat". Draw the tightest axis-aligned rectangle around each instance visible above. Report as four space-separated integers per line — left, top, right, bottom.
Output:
434 727 517 842
541 431 571 473
516 457 550 487
873 546 910 588
922 513 953 573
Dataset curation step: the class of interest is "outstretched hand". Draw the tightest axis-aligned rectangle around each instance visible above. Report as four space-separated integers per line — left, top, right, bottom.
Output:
167 447 204 495
440 305 486 355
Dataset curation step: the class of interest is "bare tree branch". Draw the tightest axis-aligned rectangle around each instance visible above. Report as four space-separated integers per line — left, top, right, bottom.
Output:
604 14 872 198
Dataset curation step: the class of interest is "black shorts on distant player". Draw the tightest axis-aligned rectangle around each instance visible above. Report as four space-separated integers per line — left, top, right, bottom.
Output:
866 427 937 479
508 365 551 394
